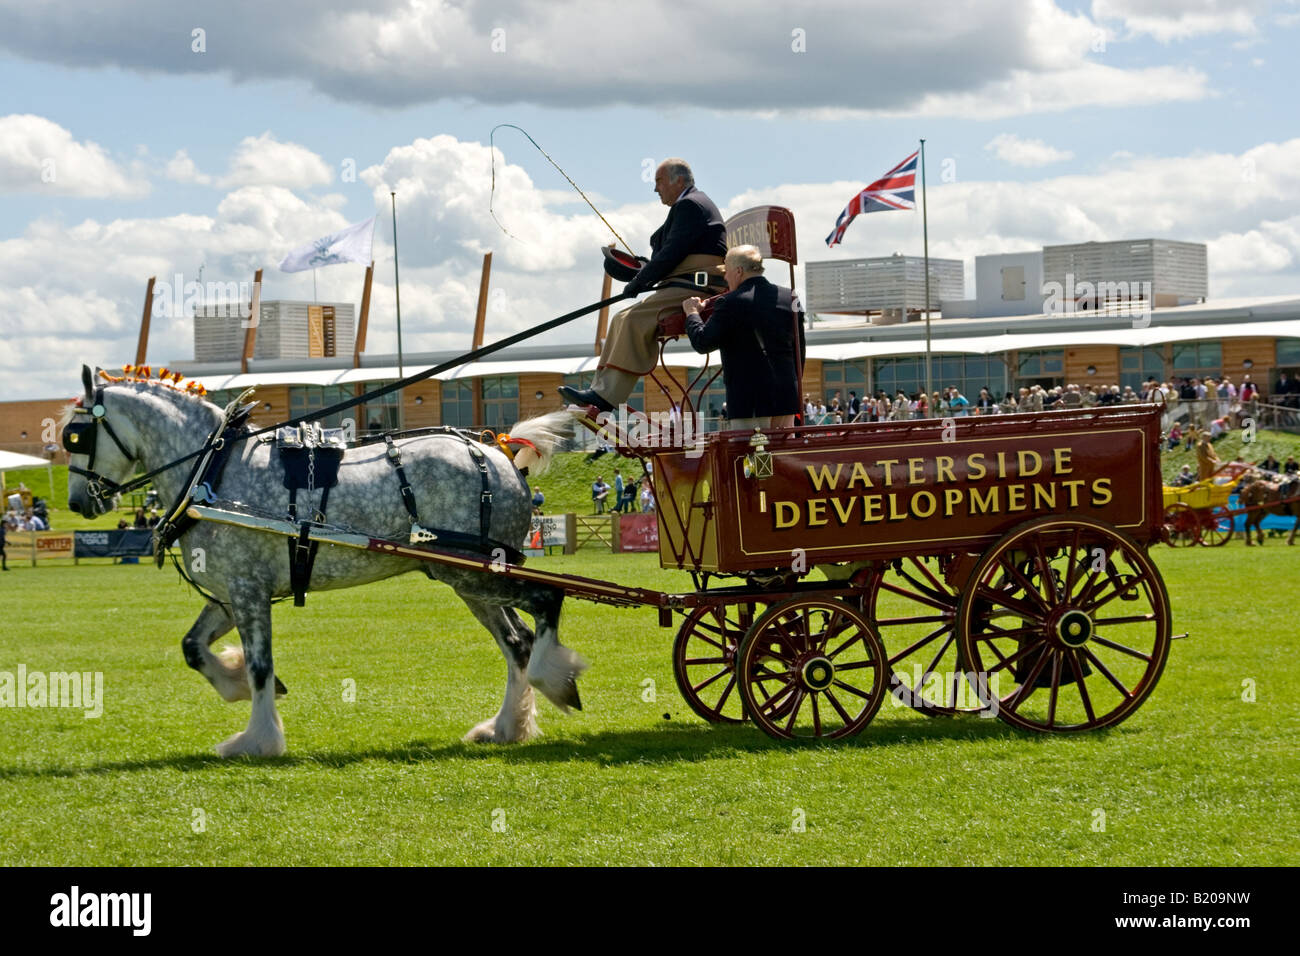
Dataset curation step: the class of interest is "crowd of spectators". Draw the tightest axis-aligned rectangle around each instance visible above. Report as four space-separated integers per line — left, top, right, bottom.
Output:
3 497 51 532
798 373 1288 426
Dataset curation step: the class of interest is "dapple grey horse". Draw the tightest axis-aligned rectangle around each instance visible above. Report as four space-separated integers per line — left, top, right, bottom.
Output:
64 366 583 756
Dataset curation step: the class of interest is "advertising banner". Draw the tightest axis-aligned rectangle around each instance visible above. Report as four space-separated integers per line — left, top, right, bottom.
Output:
73 529 155 559
617 513 659 552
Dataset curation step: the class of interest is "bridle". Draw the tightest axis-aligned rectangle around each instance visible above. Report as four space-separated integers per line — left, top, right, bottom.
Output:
63 386 139 502
64 386 207 505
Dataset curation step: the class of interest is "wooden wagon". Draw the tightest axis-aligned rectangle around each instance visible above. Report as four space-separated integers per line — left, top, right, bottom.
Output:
561 206 1177 739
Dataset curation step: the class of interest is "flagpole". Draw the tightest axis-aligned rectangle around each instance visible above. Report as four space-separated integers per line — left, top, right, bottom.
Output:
920 138 933 408
390 191 404 379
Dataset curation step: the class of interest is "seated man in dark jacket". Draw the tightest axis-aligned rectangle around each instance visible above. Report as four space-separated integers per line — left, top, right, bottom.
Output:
681 244 805 431
559 158 727 413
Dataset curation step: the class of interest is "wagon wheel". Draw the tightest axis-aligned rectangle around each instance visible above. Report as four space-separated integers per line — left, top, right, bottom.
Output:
864 558 984 716
1200 505 1234 547
956 516 1171 733
1163 502 1198 547
671 604 752 724
736 597 888 740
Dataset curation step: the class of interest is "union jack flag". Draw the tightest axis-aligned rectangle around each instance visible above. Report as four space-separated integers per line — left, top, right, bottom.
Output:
824 150 918 247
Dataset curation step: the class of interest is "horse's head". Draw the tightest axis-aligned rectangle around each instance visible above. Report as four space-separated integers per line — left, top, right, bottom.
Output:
1238 474 1276 507
64 365 141 517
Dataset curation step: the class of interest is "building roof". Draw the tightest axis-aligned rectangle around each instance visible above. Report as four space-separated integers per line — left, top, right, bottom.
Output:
169 293 1300 389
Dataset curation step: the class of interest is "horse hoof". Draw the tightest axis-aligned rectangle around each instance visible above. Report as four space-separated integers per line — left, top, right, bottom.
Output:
215 728 286 758
275 676 288 697
463 720 502 743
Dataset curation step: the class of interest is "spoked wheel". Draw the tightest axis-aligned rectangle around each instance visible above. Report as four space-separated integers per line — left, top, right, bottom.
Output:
1201 505 1234 547
865 558 983 716
671 604 754 724
956 517 1171 733
736 598 888 740
1163 503 1198 546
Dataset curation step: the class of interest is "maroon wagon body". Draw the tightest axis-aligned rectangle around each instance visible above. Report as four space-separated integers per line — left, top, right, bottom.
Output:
650 406 1164 573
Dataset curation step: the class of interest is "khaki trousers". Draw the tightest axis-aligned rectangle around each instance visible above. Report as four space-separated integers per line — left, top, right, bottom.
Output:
593 253 725 406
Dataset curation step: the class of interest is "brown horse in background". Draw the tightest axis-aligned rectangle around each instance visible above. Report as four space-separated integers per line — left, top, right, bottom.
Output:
1238 472 1300 546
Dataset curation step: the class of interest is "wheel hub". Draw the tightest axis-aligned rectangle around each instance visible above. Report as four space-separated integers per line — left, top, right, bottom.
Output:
1054 608 1094 647
800 656 836 692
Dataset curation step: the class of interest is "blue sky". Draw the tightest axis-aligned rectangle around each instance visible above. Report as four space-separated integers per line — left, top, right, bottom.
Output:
2 0 1299 400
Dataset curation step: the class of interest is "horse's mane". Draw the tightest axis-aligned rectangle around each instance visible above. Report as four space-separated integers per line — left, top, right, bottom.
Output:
59 370 214 429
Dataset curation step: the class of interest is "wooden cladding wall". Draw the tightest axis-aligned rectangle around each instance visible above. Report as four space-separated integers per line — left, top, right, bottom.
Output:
1063 345 1120 385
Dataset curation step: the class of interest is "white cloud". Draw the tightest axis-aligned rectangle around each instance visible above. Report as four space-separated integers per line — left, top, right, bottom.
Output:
985 133 1075 167
0 114 147 198
8 133 1300 401
1092 0 1270 42
219 133 334 189
164 149 211 185
0 0 1211 118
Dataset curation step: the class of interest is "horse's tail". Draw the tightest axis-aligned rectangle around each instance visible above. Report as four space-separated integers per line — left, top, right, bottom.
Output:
507 411 573 476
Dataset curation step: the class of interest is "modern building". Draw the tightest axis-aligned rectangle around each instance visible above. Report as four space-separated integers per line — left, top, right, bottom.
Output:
804 254 965 323
1041 239 1207 311
195 300 355 362
942 250 1045 319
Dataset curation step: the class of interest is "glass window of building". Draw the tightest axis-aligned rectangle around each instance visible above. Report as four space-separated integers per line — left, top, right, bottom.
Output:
1120 346 1165 389
441 380 475 427
359 383 401 434
873 356 924 400
822 360 868 407
872 354 1006 403
1016 349 1065 388
288 385 354 429
1275 339 1300 367
480 375 519 431
1171 341 1222 379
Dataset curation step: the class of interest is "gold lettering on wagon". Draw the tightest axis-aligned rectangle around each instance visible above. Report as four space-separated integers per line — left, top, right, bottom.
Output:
773 445 1118 533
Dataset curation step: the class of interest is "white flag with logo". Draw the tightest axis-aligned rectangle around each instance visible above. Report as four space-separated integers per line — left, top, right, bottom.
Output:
279 216 376 273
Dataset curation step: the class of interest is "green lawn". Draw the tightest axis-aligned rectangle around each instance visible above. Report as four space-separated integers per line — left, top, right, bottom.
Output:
0 545 1295 866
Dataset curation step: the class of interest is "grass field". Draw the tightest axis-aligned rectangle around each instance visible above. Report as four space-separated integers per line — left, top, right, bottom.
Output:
1 545 1296 866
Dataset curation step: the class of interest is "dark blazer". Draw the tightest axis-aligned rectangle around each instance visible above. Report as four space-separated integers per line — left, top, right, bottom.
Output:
628 186 726 291
685 276 805 418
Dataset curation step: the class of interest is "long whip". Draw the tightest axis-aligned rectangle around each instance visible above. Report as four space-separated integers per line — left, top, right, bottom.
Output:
489 123 636 256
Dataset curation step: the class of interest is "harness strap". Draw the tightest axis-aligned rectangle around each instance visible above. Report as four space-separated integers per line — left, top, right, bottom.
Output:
385 436 436 544
285 468 332 607
154 404 253 567
466 442 493 548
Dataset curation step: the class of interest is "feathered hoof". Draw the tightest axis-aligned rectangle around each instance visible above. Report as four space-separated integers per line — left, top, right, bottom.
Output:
215 726 286 758
463 719 505 744
462 718 542 744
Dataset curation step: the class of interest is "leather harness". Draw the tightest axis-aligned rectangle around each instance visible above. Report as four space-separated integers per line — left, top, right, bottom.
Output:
70 389 524 608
